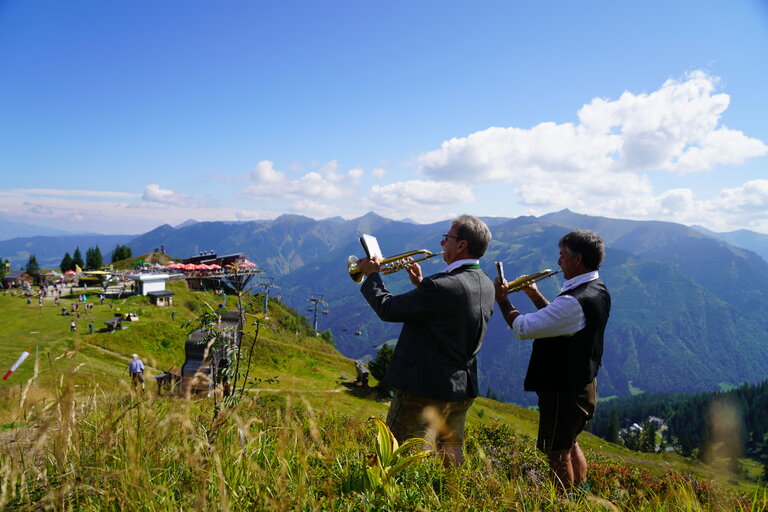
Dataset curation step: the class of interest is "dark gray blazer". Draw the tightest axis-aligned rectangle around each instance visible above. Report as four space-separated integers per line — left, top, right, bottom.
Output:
361 264 495 401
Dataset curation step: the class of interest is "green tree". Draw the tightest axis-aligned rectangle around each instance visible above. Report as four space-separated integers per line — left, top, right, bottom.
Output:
319 329 334 345
0 258 8 281
72 247 84 270
369 344 393 391
623 428 641 451
112 244 132 263
86 246 103 270
60 252 73 272
606 410 621 445
641 421 657 453
25 254 40 275
679 435 693 457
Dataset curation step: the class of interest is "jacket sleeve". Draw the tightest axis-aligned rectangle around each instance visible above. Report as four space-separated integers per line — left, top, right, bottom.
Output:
360 272 444 323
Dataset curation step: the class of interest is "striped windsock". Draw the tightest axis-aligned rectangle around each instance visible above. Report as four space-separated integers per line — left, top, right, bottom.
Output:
3 350 30 380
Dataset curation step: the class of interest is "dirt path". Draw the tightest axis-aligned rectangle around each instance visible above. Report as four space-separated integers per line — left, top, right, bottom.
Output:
81 341 163 373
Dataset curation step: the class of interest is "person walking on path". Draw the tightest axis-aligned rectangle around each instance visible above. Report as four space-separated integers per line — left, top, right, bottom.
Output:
129 354 145 392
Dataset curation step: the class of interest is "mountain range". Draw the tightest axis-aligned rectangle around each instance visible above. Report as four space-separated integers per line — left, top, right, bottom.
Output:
3 210 768 405
0 217 73 241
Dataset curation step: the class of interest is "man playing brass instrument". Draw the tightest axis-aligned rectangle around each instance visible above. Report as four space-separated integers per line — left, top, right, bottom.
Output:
495 229 611 493
356 214 495 466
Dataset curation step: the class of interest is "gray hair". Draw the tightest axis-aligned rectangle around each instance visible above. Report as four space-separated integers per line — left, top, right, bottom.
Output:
452 215 492 258
559 230 605 270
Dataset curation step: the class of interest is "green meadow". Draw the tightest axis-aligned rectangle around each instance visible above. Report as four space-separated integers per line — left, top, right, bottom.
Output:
1 280 766 510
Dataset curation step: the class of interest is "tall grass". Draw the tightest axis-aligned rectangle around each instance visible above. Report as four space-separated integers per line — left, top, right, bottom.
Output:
1 364 763 511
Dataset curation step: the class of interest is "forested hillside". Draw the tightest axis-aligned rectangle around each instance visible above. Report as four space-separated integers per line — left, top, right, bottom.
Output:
589 380 768 474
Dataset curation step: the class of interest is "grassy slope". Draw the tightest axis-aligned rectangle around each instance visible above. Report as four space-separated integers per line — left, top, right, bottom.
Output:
0 281 762 493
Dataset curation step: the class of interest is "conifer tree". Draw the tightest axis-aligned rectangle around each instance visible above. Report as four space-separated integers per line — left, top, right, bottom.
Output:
112 244 132 263
607 410 621 444
72 247 84 269
641 421 657 453
86 246 103 270
25 254 40 275
94 246 103 269
86 247 94 269
60 252 73 272
623 428 641 451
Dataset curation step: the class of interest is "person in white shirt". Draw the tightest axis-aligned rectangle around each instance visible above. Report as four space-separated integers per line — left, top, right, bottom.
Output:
495 229 611 494
128 354 145 392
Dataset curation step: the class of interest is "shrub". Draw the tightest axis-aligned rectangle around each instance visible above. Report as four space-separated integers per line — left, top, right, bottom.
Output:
369 344 393 391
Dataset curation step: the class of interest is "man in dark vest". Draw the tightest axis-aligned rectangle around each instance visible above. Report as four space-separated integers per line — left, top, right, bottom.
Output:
495 229 610 492
357 214 495 466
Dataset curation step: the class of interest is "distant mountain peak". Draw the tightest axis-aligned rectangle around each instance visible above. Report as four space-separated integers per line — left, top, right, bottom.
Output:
272 213 315 225
175 219 199 229
359 211 387 221
0 218 73 241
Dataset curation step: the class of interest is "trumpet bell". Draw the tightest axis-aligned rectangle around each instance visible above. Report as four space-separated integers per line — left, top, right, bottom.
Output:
348 255 364 283
506 269 562 292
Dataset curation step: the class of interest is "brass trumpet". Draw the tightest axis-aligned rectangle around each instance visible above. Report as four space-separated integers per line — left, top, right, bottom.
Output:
505 269 562 292
348 249 444 282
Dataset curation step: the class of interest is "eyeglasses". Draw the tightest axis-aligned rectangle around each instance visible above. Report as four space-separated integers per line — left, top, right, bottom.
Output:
442 234 463 241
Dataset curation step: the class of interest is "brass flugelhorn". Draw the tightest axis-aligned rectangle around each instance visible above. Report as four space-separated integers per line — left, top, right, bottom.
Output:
348 249 444 282
505 269 562 292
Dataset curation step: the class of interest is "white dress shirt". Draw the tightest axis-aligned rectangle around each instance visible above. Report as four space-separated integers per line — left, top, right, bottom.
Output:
439 258 480 274
511 270 600 340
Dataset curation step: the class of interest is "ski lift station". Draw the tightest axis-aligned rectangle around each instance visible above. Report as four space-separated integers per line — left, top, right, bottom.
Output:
127 273 171 295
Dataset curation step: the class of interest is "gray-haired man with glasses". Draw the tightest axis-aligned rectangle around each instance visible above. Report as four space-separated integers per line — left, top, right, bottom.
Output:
356 214 495 466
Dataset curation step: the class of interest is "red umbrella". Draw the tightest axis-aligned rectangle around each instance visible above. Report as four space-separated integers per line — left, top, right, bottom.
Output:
209 264 221 269
240 261 256 267
65 270 76 275
183 263 197 271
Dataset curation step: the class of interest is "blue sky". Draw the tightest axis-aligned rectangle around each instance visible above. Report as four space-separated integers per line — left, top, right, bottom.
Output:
1 1 767 234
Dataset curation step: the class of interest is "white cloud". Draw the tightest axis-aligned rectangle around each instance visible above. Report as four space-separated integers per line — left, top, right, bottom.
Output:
422 74 763 175
372 167 387 178
291 199 341 218
365 180 474 218
9 188 140 198
414 71 768 231
239 159 363 201
234 209 279 221
418 72 766 188
710 179 768 214
141 184 210 207
0 188 284 235
571 178 768 234
348 167 364 183
249 160 287 184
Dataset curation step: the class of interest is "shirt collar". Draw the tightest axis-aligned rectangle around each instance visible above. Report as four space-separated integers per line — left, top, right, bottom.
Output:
561 270 600 292
440 258 480 274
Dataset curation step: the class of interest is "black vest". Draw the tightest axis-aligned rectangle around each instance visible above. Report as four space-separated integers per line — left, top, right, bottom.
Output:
523 278 610 392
